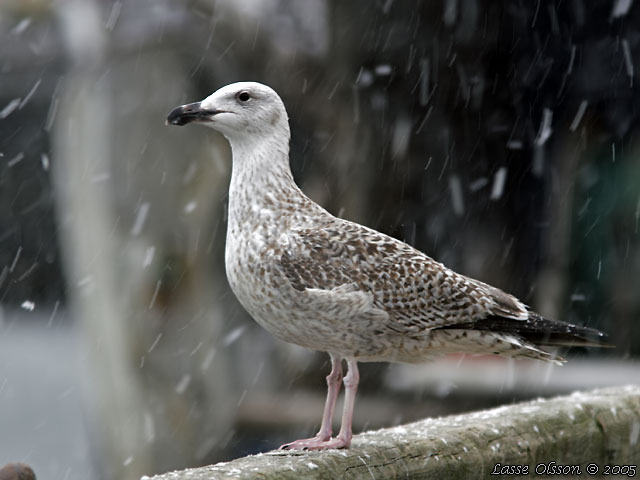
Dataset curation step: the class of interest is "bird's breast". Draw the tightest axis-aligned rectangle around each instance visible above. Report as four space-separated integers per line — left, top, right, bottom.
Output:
225 216 285 308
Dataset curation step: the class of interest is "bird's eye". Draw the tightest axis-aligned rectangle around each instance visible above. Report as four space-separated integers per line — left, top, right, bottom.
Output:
237 91 251 103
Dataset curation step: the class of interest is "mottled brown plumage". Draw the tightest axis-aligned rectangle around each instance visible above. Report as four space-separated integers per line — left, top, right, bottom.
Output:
167 82 609 450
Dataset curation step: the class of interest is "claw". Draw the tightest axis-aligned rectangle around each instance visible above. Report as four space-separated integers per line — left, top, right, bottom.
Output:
278 356 359 452
279 435 350 451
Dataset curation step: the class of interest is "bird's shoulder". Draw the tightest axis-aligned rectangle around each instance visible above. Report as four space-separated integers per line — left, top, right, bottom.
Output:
275 216 441 291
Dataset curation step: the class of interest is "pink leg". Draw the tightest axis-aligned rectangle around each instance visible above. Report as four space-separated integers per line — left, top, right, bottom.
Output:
316 353 344 440
280 357 360 451
280 353 343 450
334 358 359 447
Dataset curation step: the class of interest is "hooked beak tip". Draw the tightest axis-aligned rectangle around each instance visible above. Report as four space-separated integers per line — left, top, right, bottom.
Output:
166 102 204 127
166 102 227 127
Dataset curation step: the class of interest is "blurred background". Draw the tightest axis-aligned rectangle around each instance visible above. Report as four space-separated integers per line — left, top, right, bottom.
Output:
1 0 639 478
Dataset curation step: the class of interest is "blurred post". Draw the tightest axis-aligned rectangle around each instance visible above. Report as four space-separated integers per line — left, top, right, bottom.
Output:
51 2 151 477
50 1 236 477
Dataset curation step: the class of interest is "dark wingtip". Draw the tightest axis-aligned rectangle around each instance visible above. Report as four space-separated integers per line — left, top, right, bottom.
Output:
442 311 614 349
527 312 615 348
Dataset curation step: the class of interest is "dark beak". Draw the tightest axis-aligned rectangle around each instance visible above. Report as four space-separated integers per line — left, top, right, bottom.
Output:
166 102 224 126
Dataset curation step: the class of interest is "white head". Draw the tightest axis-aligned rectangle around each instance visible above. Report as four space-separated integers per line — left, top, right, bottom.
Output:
166 82 290 146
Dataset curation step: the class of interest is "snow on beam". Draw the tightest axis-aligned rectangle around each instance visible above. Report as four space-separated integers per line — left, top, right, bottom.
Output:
148 385 640 480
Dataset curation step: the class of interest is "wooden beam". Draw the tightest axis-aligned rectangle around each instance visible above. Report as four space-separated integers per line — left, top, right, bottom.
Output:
147 385 640 479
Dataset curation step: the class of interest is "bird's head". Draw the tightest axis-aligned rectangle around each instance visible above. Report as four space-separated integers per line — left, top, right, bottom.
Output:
166 82 289 144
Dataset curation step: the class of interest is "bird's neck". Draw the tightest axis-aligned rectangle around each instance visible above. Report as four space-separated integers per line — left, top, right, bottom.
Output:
227 134 307 231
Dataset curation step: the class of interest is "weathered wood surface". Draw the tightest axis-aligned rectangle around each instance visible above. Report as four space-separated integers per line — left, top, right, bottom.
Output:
148 385 640 479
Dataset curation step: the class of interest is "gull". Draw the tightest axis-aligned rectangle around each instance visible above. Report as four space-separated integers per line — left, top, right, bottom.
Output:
167 82 609 450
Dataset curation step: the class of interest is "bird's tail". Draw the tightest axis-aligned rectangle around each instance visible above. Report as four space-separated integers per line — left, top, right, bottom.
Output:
450 311 612 349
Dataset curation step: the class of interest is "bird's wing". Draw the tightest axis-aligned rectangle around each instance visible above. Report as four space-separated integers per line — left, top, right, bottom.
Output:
276 219 529 336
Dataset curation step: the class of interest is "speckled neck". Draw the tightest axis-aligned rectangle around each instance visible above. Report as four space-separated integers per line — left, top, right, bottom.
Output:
226 131 308 236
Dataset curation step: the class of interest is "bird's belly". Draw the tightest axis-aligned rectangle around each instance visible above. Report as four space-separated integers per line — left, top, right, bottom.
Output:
227 260 438 359
224 246 357 352
225 240 307 345
224 233 440 359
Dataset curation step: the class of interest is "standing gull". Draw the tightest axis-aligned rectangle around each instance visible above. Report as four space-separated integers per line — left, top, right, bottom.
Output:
167 82 608 450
